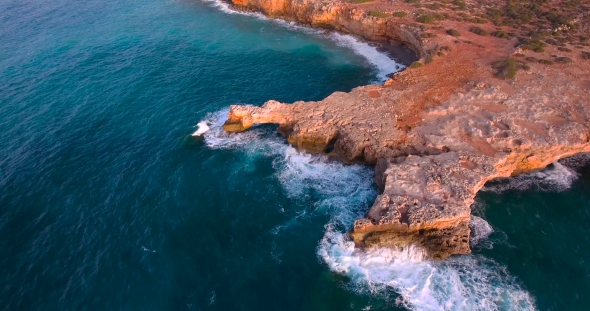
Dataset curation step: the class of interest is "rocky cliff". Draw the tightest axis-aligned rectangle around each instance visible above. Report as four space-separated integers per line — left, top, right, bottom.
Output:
222 0 590 259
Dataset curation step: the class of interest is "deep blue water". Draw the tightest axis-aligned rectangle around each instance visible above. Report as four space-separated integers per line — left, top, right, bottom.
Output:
1 0 590 310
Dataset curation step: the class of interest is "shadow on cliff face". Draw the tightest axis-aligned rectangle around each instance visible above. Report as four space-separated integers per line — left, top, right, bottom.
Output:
376 42 418 67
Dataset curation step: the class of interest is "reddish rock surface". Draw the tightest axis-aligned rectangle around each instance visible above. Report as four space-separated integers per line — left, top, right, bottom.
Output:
222 0 590 259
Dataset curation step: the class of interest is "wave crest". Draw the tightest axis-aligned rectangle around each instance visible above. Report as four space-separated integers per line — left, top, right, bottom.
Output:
483 161 580 193
318 229 535 311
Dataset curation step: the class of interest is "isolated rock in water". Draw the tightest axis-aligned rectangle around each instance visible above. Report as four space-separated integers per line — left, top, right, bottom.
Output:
223 0 590 259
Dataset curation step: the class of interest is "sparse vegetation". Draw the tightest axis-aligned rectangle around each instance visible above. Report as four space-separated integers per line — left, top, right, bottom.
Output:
545 38 558 45
393 11 407 18
369 11 389 18
492 58 528 79
469 17 488 24
417 14 436 24
426 3 443 10
350 0 374 3
446 29 461 36
538 59 554 65
409 61 424 68
521 39 546 53
453 0 466 10
555 56 573 63
422 32 437 38
582 51 590 59
558 47 572 52
491 31 510 39
525 56 539 62
417 13 446 24
469 26 488 36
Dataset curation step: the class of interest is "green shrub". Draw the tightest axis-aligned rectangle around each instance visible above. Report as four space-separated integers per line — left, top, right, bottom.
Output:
350 0 374 3
417 13 445 24
393 11 407 18
469 18 488 24
538 59 554 65
453 0 466 10
557 47 572 52
422 32 437 38
417 15 435 23
492 58 528 79
555 57 572 63
582 51 590 59
469 26 488 36
446 29 461 36
491 31 510 39
492 58 518 79
405 0 420 4
369 11 389 18
545 38 558 45
426 3 442 10
525 56 539 62
521 39 545 53
409 61 424 68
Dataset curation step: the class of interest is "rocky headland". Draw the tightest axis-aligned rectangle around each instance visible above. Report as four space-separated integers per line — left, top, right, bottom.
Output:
221 0 590 259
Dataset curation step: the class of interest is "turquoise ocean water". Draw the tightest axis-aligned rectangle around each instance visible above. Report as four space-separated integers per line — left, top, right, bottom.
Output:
1 0 589 310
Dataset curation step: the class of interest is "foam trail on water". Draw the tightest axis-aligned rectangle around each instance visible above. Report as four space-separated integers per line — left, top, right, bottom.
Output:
199 0 403 81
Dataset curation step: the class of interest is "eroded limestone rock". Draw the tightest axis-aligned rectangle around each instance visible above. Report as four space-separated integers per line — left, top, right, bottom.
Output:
220 0 590 259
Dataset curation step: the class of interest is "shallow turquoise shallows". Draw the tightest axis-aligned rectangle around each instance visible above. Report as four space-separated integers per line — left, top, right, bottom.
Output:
1 0 590 310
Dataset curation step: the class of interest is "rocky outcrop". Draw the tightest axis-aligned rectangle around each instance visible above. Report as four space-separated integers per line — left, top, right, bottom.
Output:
224 73 590 259
221 0 590 259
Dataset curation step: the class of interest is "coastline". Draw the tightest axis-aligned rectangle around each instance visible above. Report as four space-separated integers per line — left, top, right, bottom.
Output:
205 0 418 75
214 0 590 259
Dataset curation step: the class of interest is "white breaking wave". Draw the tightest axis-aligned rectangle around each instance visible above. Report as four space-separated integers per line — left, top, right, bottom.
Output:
200 109 536 311
482 161 579 193
469 215 494 248
191 121 210 136
200 0 403 81
201 109 376 223
319 229 535 311
327 32 403 80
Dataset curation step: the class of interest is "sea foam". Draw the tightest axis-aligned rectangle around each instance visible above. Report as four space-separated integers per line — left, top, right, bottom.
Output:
482 160 583 193
200 110 536 311
191 121 210 136
318 228 535 311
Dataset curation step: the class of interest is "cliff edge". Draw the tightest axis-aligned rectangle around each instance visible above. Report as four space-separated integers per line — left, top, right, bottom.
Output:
221 0 590 259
